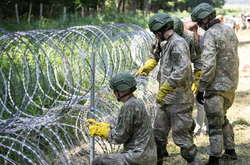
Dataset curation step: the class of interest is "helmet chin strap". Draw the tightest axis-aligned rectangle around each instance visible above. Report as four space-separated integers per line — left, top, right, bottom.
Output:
206 19 220 30
201 15 220 31
116 87 136 102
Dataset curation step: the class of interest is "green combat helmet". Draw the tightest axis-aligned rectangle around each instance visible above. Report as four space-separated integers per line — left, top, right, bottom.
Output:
172 16 184 36
191 3 216 22
109 72 137 92
148 12 173 32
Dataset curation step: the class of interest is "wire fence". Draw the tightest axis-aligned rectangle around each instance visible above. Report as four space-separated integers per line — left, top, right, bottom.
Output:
0 24 159 165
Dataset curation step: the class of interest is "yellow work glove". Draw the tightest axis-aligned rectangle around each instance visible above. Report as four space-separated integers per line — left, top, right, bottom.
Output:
191 71 203 94
156 82 174 106
135 59 158 76
87 119 111 139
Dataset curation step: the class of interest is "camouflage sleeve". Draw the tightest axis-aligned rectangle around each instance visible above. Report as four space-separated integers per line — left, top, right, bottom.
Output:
166 42 190 88
199 31 217 92
108 104 134 144
149 40 162 62
191 37 202 72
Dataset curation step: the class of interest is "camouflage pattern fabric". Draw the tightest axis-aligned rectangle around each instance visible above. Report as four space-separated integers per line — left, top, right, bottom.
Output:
204 94 235 156
151 32 194 105
199 21 239 156
154 104 197 162
151 32 199 163
199 22 239 93
93 96 157 165
182 30 203 73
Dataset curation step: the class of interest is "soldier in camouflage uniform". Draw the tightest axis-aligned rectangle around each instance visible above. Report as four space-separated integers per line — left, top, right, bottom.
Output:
173 17 203 79
191 3 239 165
87 72 157 165
135 13 201 165
173 17 209 136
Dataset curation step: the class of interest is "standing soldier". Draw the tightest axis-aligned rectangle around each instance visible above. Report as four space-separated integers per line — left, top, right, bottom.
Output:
172 17 203 95
173 17 208 136
87 72 157 165
135 13 201 165
191 3 239 165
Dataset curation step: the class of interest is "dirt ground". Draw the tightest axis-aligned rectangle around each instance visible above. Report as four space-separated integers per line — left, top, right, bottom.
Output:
164 29 250 165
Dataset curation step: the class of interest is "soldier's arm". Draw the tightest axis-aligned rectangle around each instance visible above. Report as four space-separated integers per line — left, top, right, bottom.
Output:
165 42 191 88
149 39 162 62
199 31 217 92
191 36 203 72
108 104 134 144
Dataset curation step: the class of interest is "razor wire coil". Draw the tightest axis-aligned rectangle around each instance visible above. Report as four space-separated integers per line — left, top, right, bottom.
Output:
0 24 158 165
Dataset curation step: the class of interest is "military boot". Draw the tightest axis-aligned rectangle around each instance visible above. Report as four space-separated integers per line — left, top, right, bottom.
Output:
205 156 219 165
221 149 238 160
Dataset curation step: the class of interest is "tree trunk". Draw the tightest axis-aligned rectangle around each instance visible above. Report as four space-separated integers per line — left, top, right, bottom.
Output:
40 3 43 20
117 0 123 13
122 0 126 12
146 0 151 15
28 3 32 24
49 4 54 17
15 3 20 24
81 7 84 17
63 6 67 22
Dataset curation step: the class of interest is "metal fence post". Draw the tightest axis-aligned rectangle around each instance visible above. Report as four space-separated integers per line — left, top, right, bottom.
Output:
88 51 96 165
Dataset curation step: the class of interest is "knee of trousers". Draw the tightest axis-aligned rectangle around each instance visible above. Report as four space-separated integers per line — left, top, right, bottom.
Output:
153 128 168 144
206 112 224 135
92 157 103 165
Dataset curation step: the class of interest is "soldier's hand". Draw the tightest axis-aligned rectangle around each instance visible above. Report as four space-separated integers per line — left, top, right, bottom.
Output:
134 59 158 76
134 67 149 76
192 82 199 94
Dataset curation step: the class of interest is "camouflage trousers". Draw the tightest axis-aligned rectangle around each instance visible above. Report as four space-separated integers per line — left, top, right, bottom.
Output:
153 104 197 162
92 152 157 165
92 154 127 165
204 94 235 157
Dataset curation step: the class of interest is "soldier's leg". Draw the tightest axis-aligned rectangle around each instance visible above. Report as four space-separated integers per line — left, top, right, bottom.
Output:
170 104 198 163
93 154 126 165
222 97 237 160
204 95 224 157
153 106 171 165
222 116 235 150
92 156 103 165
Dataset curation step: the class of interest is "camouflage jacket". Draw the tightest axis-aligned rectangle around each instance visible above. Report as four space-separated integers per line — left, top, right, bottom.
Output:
152 32 194 104
199 22 239 97
108 96 157 165
182 30 203 73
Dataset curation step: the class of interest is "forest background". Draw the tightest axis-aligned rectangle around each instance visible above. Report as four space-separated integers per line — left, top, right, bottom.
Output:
0 0 241 31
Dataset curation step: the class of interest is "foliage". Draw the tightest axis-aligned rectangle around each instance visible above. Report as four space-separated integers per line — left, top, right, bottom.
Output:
0 0 225 20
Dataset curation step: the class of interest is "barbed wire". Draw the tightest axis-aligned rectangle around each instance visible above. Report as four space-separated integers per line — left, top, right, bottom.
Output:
0 24 158 165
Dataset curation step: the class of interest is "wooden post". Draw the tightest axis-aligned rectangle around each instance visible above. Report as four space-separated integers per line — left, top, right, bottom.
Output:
28 3 32 24
40 3 43 20
15 3 20 24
